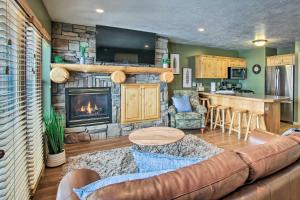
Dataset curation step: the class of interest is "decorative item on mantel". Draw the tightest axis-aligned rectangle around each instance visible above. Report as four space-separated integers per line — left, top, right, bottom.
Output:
161 53 169 68
79 42 89 64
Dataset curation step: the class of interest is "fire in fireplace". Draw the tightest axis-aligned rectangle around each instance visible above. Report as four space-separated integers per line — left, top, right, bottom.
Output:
65 87 112 127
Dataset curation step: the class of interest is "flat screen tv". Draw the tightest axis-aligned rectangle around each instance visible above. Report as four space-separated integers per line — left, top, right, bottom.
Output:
96 25 156 65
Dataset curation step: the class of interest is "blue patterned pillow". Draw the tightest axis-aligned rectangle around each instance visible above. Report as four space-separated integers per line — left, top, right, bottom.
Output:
131 148 201 173
73 169 173 200
172 95 192 112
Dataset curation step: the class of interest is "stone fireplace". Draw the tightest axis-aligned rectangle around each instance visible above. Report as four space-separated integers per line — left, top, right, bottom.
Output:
52 73 169 140
51 22 169 141
65 87 112 127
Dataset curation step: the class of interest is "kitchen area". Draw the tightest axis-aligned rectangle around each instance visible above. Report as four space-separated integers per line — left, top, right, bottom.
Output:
194 53 296 134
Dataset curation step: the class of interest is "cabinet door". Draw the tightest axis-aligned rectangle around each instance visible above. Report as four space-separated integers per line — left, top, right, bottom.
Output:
195 56 203 78
142 84 160 120
121 84 142 123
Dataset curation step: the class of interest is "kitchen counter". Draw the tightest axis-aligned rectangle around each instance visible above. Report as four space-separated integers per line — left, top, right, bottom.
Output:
200 92 289 103
199 91 289 134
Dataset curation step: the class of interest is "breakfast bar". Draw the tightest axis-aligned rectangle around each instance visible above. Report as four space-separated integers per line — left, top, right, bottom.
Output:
199 92 289 134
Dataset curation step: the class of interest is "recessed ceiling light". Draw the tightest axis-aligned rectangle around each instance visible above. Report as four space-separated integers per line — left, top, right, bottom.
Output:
197 28 205 32
96 9 104 13
253 39 268 47
144 44 149 48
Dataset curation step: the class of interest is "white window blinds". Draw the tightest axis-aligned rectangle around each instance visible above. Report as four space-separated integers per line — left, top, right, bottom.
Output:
0 0 30 199
25 26 44 191
0 0 44 199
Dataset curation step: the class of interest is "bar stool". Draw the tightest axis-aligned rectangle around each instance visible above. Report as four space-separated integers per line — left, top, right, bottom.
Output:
229 109 248 140
199 97 210 108
199 97 218 130
214 106 231 133
206 104 219 130
244 112 266 141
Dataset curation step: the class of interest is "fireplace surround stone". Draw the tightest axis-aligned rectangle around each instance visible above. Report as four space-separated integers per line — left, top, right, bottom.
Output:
52 72 169 140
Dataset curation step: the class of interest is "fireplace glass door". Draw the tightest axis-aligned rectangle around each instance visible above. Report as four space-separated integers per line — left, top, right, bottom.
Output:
65 88 112 127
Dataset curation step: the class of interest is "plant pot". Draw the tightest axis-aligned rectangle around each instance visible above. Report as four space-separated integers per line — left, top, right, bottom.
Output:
46 150 66 167
79 57 85 64
163 63 169 68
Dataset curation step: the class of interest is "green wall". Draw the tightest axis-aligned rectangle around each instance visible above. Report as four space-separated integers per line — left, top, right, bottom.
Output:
237 47 276 95
27 0 51 35
168 43 239 93
42 39 51 115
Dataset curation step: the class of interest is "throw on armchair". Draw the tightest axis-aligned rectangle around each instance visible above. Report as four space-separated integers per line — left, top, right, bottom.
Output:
168 90 207 132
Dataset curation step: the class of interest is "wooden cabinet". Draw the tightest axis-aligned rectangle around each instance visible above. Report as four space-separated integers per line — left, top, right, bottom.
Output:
195 55 246 79
121 84 160 123
267 54 295 66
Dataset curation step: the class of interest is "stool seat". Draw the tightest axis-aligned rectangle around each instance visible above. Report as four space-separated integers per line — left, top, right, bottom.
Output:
199 97 209 101
209 104 219 108
232 109 248 113
249 112 264 115
217 106 230 110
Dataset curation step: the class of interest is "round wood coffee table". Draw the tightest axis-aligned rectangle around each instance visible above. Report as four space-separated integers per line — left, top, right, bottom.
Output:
129 127 185 146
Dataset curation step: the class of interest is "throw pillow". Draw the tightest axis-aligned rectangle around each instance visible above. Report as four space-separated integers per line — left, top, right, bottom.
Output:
131 148 201 173
172 95 192 112
73 169 173 200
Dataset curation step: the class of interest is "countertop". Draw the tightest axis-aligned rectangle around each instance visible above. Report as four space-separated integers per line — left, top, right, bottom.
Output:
199 91 290 103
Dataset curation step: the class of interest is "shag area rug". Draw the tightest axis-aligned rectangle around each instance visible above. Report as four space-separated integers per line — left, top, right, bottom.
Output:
63 134 223 179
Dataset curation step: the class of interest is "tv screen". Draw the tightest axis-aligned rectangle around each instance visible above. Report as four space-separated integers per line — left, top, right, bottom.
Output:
96 25 156 65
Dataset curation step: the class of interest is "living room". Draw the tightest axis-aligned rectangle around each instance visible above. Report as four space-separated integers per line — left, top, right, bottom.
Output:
1 0 300 200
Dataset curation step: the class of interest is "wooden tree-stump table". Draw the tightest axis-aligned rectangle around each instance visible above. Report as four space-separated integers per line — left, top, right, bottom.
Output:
129 127 185 150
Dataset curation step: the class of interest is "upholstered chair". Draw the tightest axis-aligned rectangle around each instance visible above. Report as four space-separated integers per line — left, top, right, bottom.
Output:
168 90 207 133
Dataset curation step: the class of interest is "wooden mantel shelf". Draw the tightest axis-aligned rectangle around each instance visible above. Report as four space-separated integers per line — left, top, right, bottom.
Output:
50 63 174 84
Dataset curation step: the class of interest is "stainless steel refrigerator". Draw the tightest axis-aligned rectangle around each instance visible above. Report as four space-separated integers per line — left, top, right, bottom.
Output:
265 65 294 123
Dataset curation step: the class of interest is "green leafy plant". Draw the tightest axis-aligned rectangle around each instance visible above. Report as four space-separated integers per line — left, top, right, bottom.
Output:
80 42 89 57
44 107 65 154
161 53 169 64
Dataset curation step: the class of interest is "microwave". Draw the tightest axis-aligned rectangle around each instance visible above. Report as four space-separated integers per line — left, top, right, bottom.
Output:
228 67 247 80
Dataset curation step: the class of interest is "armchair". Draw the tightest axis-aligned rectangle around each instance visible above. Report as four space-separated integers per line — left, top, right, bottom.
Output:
168 90 207 133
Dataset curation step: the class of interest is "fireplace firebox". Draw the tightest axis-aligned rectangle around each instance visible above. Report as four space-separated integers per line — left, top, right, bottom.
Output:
65 88 112 127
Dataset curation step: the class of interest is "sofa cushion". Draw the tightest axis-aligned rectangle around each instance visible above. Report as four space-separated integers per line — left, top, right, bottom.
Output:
74 169 173 200
235 136 300 183
131 148 201 173
86 151 249 200
175 112 201 120
172 95 192 112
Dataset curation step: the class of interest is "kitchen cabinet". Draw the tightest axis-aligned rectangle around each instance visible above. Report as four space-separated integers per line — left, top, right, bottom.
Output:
121 84 160 123
195 55 246 79
267 54 295 66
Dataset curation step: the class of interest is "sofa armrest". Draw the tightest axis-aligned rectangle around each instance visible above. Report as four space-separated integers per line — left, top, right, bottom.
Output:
57 169 100 200
168 105 177 115
247 129 279 145
195 104 207 114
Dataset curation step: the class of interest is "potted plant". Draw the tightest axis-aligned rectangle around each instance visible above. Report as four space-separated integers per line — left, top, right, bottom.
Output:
161 53 169 68
44 107 66 167
79 42 89 64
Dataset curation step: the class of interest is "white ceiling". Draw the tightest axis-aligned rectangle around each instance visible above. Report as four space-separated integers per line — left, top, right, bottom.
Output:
43 0 300 50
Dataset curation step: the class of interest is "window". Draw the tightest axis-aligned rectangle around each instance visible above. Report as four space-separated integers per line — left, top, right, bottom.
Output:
0 0 44 199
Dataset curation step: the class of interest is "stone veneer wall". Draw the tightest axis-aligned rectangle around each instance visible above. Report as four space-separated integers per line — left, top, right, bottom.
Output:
51 22 169 140
51 22 168 65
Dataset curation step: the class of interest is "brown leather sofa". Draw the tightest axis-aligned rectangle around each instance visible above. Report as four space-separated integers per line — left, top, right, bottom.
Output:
57 129 300 200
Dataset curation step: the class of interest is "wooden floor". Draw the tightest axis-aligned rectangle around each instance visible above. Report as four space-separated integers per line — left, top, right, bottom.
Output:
33 123 296 200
